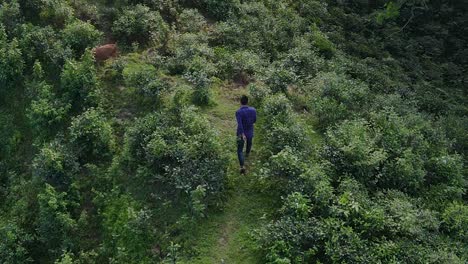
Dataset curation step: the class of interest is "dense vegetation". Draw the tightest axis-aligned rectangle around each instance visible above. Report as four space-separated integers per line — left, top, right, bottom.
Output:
0 0 466 263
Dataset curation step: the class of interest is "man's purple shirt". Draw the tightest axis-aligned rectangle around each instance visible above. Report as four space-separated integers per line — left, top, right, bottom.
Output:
236 105 257 138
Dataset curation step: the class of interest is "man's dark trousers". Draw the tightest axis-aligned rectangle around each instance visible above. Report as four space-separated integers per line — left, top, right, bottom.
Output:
237 136 252 167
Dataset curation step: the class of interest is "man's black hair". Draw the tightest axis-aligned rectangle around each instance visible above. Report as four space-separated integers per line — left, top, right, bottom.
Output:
241 95 248 105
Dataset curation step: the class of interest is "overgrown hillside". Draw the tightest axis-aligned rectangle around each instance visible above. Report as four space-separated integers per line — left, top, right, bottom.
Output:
0 0 466 263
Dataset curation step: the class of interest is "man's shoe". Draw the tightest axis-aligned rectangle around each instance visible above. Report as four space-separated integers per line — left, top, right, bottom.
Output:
240 167 246 174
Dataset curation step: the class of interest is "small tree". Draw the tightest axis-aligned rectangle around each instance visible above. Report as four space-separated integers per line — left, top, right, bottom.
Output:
62 20 103 57
112 4 169 47
69 107 115 164
60 50 99 112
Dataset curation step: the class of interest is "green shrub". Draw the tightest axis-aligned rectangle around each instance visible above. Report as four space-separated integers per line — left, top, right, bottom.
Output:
32 141 79 191
198 0 239 20
37 184 77 260
0 26 24 95
262 95 309 154
310 24 335 58
38 0 74 28
0 222 33 263
177 9 207 33
248 82 271 105
120 107 227 202
101 193 156 263
442 202 468 241
18 24 72 74
324 119 387 184
310 72 370 130
167 32 215 75
263 61 297 94
185 71 212 106
62 20 103 57
214 47 264 82
28 62 70 141
60 50 99 111
283 36 325 80
69 108 115 164
122 62 170 104
112 4 169 47
0 0 22 35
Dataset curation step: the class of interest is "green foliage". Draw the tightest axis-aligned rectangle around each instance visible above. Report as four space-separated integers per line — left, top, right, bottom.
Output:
248 82 271 105
28 61 71 141
190 185 207 218
0 0 22 35
0 222 33 263
196 0 239 20
311 72 370 130
120 107 227 202
262 95 309 155
167 32 215 75
112 4 169 47
0 26 24 95
37 184 77 260
442 202 468 241
60 50 99 111
122 62 170 103
32 141 79 191
101 193 156 263
263 61 297 94
310 24 335 58
185 71 212 106
69 107 115 164
177 9 207 33
62 20 103 57
214 48 264 82
38 0 75 27
18 24 72 74
325 119 387 185
376 1 401 24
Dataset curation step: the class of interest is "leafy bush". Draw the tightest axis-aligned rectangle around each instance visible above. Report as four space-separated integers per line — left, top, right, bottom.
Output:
0 26 24 95
18 24 72 73
38 0 75 27
184 71 212 106
310 24 335 58
28 62 70 140
0 0 22 35
324 119 387 185
69 107 115 164
263 61 297 94
112 4 169 47
214 47 264 82
0 222 33 263
62 20 103 57
262 95 309 154
100 193 156 263
37 184 77 260
122 62 170 103
120 107 227 202
248 82 271 105
177 9 207 33
60 50 99 111
442 202 468 241
166 32 215 75
32 141 79 191
310 72 370 130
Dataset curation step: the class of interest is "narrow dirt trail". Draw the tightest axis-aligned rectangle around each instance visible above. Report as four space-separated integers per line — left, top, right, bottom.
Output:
180 85 276 263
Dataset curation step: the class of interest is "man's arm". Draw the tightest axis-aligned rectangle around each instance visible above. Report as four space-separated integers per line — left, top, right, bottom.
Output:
253 108 257 123
236 111 245 138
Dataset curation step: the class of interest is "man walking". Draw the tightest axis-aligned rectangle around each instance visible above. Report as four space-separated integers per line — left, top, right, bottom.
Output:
236 95 257 174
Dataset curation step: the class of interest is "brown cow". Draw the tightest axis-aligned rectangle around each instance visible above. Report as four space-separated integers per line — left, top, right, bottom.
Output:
92 44 118 62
